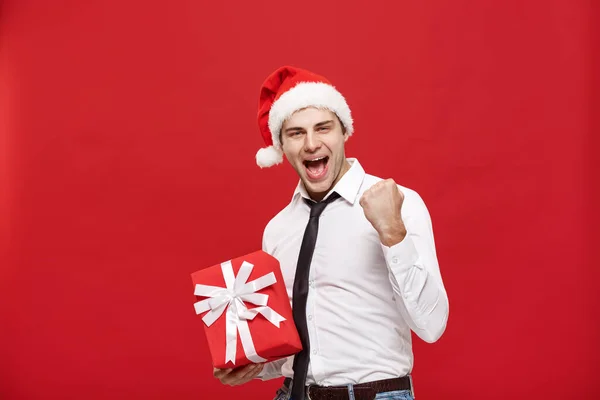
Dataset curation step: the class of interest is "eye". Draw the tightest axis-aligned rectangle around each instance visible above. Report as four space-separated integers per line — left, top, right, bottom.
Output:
318 126 330 132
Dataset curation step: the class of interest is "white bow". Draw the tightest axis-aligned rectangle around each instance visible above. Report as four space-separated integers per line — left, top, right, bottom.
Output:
194 260 286 365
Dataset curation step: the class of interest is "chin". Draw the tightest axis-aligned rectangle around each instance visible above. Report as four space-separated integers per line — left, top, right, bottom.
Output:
303 178 334 197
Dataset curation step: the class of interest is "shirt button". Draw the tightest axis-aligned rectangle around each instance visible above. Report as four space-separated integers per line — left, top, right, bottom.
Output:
308 315 313 321
312 350 318 355
309 280 314 288
391 256 399 264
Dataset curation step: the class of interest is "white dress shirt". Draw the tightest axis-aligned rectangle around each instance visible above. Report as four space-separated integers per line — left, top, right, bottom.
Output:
258 158 449 386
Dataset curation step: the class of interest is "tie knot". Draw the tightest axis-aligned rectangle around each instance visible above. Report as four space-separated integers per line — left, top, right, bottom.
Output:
305 192 340 218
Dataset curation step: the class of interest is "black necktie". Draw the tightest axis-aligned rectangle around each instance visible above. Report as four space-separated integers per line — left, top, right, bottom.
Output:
291 192 341 400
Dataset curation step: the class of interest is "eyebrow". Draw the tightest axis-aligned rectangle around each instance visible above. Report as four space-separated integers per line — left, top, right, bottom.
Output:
314 120 334 128
284 126 304 134
284 120 334 134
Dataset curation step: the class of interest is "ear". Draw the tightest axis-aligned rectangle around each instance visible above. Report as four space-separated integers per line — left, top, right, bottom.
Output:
343 132 349 143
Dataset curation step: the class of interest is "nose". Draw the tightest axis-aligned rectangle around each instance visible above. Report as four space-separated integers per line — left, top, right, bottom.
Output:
303 131 321 153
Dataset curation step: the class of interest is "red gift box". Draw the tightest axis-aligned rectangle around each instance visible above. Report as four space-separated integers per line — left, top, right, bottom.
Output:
191 250 302 369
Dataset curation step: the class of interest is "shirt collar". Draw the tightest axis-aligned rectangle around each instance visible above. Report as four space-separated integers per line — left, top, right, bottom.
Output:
292 158 365 205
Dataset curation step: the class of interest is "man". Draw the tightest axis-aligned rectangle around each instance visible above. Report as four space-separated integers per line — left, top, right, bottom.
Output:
214 66 449 400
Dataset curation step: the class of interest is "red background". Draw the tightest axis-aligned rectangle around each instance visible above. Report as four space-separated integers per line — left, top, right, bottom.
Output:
0 1 597 399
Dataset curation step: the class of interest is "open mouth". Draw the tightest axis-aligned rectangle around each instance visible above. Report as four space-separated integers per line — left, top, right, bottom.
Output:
303 156 329 180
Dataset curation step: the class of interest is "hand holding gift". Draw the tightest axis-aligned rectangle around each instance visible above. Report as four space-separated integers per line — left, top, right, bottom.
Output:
212 363 264 386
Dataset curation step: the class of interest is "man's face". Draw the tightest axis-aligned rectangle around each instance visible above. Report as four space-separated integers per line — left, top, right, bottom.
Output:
280 107 350 201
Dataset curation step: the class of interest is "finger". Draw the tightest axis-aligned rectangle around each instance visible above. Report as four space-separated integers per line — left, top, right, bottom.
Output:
213 368 232 379
225 364 261 385
244 365 264 382
235 364 264 384
245 363 263 377
223 364 255 383
238 363 263 379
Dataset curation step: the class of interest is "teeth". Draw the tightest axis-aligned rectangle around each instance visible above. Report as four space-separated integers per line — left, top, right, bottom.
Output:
307 157 325 162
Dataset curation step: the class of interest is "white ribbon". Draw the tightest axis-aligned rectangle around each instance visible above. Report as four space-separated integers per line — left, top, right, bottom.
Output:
194 260 286 365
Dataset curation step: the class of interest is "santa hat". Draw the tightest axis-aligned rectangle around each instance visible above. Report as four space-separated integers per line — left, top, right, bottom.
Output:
255 66 354 168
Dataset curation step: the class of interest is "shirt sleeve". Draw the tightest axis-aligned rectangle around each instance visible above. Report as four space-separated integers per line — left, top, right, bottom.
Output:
255 357 289 381
381 188 449 343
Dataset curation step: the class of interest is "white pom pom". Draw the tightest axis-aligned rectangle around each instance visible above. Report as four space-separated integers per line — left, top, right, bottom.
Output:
256 146 284 168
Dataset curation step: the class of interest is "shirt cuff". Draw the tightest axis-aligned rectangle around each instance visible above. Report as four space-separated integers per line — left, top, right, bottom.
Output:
255 360 284 381
381 234 420 277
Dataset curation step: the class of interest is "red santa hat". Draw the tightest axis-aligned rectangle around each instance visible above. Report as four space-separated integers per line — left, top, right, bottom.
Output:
255 66 354 168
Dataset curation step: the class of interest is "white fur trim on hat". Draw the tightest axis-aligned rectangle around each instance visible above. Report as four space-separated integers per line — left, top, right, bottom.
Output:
267 82 354 149
256 145 284 168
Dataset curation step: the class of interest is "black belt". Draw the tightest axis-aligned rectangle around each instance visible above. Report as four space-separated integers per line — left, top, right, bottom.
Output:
283 376 412 400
